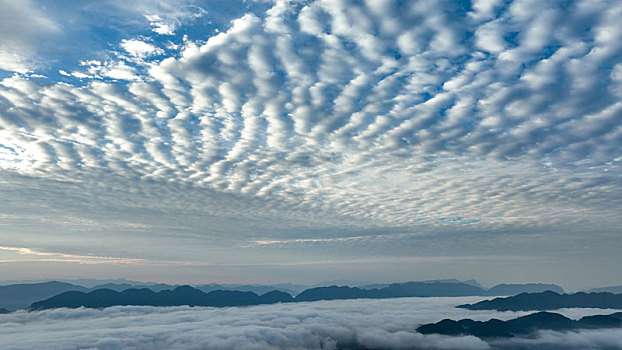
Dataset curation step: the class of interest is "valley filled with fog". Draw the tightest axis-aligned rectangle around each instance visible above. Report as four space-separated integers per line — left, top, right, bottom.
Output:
2 296 622 350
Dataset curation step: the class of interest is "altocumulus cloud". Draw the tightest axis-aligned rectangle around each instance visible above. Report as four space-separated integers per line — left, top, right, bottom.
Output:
1 297 622 350
0 0 621 281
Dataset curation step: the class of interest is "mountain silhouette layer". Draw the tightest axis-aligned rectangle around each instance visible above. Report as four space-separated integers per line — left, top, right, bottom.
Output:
296 281 488 301
11 279 566 311
417 311 622 338
0 281 88 311
458 291 622 311
30 286 294 310
586 285 622 294
485 283 563 295
31 281 489 310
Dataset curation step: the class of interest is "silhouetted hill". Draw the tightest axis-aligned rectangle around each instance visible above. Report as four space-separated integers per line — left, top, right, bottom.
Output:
2 278 574 311
2 279 471 311
486 283 564 295
196 283 301 295
30 281 489 310
586 285 622 294
357 281 564 297
29 286 294 310
579 314 622 328
132 283 176 292
380 281 486 297
89 283 177 292
258 290 295 304
0 281 88 311
19 279 613 312
0 281 181 310
312 280 371 288
295 281 487 302
89 283 135 292
506 311 574 331
295 286 371 301
463 279 485 289
458 290 622 311
417 311 622 338
360 279 482 290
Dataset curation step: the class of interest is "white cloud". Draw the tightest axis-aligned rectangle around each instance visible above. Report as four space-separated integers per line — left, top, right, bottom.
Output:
0 0 621 284
145 14 176 35
0 297 504 350
140 3 207 36
76 60 140 81
120 39 164 59
1 297 620 350
0 0 59 72
491 329 622 349
0 246 145 265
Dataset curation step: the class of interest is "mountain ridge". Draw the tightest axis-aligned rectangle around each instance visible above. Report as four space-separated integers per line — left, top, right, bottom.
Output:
458 290 622 311
30 286 295 310
1 279 566 311
417 311 622 338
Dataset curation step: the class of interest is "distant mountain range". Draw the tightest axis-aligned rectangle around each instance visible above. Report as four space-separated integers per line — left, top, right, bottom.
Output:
31 282 485 310
27 281 568 311
586 285 622 294
297 281 487 301
30 286 294 310
0 281 89 311
485 283 563 295
0 281 301 311
194 283 303 295
359 279 484 290
296 281 564 301
458 290 622 311
0 279 569 311
417 311 622 338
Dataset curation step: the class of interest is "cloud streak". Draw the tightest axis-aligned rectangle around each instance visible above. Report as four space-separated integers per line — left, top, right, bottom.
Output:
0 246 146 265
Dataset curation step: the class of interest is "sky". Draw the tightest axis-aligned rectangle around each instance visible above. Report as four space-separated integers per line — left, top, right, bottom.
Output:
0 0 621 290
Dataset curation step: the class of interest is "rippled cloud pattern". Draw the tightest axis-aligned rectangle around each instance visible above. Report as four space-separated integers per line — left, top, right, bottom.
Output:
0 0 620 284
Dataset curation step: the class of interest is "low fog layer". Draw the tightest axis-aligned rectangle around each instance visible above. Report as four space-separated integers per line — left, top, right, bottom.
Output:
1 297 622 349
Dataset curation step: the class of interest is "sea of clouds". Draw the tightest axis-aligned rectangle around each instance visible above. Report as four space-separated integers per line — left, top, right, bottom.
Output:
1 297 622 349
